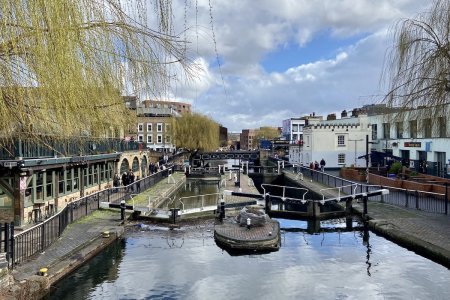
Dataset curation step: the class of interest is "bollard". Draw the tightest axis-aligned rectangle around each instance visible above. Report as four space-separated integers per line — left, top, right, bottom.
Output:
246 218 251 230
265 193 271 214
120 200 126 220
363 195 368 217
38 267 48 276
220 198 225 221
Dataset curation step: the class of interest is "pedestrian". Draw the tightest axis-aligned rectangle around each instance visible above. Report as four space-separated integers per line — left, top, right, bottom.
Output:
309 162 314 177
121 172 128 186
113 173 120 192
314 161 319 171
320 158 326 172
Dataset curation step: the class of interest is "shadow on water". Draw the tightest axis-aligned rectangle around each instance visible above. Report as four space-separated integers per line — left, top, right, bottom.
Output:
45 239 126 300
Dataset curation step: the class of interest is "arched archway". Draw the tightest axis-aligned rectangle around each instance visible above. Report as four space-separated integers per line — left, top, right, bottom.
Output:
132 157 139 173
120 158 130 174
141 156 148 177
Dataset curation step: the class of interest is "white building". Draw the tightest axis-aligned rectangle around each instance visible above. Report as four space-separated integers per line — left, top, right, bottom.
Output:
294 114 371 169
368 105 449 177
282 118 306 143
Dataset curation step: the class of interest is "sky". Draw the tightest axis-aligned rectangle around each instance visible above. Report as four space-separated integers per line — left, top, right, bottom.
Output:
162 0 432 132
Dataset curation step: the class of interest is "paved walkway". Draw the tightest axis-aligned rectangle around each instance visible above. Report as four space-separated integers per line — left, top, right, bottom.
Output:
353 201 450 267
11 210 123 283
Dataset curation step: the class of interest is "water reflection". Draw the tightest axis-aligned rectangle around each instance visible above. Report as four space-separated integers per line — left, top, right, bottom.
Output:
49 218 450 300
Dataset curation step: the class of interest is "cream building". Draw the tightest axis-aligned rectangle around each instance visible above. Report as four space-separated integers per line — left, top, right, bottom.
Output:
294 114 371 169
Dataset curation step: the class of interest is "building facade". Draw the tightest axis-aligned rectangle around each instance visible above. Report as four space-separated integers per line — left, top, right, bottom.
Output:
282 118 306 143
297 114 371 169
240 129 258 150
368 105 450 177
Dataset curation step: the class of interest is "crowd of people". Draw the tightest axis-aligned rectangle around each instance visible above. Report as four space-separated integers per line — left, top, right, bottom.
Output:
308 158 326 176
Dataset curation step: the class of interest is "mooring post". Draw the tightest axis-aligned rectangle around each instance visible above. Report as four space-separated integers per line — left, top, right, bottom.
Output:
346 198 353 214
265 193 271 214
363 194 368 217
220 198 225 221
120 200 125 221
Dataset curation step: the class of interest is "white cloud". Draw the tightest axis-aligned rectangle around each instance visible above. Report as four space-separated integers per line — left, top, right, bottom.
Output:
162 0 433 131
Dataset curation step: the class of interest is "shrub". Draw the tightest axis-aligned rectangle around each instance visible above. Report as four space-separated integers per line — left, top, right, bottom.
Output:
388 161 402 174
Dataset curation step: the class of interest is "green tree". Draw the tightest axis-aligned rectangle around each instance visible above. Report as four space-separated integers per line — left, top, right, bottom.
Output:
171 112 219 152
254 127 279 149
0 0 194 144
383 0 450 122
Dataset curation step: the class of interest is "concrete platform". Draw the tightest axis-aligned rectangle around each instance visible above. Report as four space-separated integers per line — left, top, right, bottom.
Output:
214 218 280 252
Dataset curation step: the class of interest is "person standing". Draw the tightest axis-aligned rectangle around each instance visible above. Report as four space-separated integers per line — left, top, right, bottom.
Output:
320 158 326 172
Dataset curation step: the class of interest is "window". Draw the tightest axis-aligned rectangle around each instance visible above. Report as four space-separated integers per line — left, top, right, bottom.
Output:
337 135 345 147
396 122 403 138
147 134 153 143
157 134 162 143
372 124 377 140
292 124 298 132
165 135 171 143
137 123 143 132
409 120 417 138
138 134 143 142
157 123 163 132
383 123 390 139
165 123 171 133
438 117 447 137
338 153 346 165
147 123 152 132
423 118 432 138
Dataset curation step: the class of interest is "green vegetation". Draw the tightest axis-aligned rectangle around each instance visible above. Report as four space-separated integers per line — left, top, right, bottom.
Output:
171 112 220 152
0 0 194 144
389 161 403 175
383 0 450 122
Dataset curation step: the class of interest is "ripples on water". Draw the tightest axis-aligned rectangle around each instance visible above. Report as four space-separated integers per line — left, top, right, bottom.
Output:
48 218 450 300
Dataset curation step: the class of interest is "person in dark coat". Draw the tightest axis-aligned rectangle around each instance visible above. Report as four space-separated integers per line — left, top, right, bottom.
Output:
121 172 128 186
320 159 326 172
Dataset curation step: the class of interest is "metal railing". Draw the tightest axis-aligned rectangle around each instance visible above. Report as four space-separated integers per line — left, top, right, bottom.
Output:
3 166 173 268
0 137 143 159
280 161 449 215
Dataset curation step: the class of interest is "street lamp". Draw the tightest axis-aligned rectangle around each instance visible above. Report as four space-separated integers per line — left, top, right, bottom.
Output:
348 138 363 167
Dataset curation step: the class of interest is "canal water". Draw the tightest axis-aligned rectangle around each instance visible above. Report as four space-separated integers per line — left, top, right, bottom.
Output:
47 177 450 299
48 218 449 299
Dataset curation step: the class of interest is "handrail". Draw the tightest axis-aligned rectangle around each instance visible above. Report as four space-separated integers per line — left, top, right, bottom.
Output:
261 183 309 201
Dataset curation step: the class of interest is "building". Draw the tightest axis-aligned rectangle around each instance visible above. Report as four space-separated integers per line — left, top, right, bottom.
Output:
128 99 192 152
219 126 228 147
228 132 241 150
282 118 306 143
295 112 371 169
368 105 449 177
240 129 258 150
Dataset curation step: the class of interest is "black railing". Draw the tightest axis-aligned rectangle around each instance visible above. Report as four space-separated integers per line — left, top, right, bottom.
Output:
281 162 449 215
0 137 142 159
2 166 173 269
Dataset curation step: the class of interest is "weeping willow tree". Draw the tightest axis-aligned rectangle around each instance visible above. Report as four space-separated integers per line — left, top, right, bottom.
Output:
171 112 219 158
0 0 194 146
383 0 450 127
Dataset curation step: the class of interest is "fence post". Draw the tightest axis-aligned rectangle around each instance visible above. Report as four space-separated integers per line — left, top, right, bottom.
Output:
220 198 225 221
41 221 45 250
5 223 9 262
405 189 409 208
415 190 419 210
85 197 88 216
70 203 74 223
445 183 448 215
9 222 14 269
363 195 368 218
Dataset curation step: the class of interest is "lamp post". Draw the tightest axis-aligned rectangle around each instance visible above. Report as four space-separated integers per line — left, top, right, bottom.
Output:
349 138 363 167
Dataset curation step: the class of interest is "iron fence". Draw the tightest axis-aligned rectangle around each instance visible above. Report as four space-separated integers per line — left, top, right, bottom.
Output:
282 163 449 215
2 166 173 269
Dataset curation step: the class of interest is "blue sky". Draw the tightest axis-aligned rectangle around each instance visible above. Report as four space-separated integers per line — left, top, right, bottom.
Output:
164 0 432 132
262 33 368 73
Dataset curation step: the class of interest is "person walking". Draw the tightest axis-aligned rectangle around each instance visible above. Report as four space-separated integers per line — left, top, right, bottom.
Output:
320 158 326 172
309 162 314 178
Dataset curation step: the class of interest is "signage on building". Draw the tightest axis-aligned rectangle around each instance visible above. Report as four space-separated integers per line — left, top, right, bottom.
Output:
404 142 421 147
